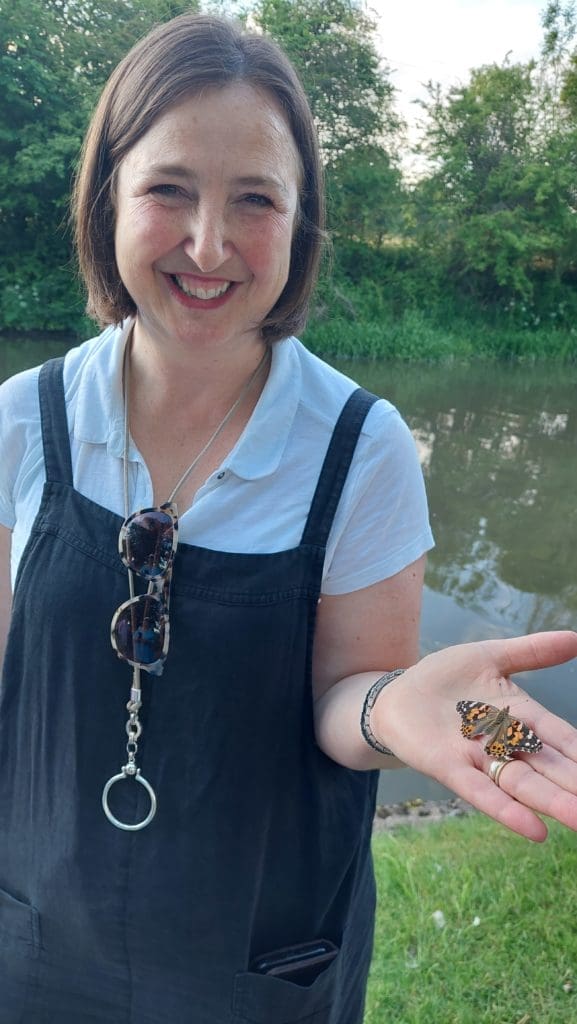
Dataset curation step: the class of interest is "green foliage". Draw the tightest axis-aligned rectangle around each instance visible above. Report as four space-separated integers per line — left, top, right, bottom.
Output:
542 0 576 63
252 0 398 156
407 44 577 334
0 260 87 333
416 62 540 299
305 309 577 364
304 310 468 362
0 0 198 334
305 238 577 363
326 145 404 244
561 51 577 114
421 62 538 201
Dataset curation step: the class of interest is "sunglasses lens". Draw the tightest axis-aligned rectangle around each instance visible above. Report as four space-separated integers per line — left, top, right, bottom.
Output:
121 508 175 578
112 596 167 667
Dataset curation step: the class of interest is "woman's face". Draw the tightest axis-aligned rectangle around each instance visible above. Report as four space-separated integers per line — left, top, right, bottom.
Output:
113 83 301 360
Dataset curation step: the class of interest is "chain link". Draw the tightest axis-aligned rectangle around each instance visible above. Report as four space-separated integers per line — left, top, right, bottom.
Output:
124 691 142 775
102 674 157 830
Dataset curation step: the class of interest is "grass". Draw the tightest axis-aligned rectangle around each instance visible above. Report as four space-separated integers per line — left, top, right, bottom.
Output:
366 814 577 1023
304 312 577 363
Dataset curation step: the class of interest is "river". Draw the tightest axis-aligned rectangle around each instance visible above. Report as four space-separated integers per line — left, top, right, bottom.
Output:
2 339 576 802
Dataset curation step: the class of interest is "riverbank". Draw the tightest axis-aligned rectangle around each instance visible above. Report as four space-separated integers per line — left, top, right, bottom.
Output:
373 796 475 832
304 311 577 362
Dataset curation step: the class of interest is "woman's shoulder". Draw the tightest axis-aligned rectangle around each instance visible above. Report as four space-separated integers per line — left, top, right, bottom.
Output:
0 365 44 529
289 336 404 441
0 362 42 428
0 323 124 463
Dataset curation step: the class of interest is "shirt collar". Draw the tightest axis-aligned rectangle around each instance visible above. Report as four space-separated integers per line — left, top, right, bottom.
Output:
72 321 301 479
223 337 301 481
72 320 131 457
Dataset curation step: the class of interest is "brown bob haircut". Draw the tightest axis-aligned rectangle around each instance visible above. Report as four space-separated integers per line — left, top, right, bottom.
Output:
72 13 326 343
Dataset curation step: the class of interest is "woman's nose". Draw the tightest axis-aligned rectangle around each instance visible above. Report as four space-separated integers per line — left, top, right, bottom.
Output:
182 206 233 273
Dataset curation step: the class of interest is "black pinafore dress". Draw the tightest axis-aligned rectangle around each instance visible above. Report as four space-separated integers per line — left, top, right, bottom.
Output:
0 357 379 1024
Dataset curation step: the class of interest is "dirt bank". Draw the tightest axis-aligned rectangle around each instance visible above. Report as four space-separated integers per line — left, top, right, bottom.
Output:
373 796 475 832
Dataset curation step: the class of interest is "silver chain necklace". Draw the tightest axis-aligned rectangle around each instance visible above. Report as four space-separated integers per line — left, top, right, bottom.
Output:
102 336 269 831
122 339 270 590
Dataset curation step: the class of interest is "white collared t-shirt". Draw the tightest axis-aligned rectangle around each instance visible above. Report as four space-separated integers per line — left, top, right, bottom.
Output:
0 322 434 593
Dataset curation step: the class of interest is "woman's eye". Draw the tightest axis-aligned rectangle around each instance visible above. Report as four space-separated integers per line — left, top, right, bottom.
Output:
242 193 272 208
150 184 182 197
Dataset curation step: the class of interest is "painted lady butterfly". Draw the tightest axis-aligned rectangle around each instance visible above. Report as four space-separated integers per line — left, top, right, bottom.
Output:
456 700 543 760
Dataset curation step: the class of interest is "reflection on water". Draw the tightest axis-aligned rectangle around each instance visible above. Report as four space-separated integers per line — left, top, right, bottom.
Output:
2 340 577 800
349 360 577 638
335 360 577 803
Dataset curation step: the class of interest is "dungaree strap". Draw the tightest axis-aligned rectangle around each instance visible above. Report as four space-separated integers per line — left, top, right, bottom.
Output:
301 387 379 549
38 357 73 486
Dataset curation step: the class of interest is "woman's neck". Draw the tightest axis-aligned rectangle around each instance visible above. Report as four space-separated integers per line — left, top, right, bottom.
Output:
128 319 268 415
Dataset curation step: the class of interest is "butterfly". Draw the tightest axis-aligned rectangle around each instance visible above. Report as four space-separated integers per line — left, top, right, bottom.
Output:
456 700 543 760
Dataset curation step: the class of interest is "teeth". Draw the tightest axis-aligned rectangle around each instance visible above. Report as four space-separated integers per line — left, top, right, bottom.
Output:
173 276 231 300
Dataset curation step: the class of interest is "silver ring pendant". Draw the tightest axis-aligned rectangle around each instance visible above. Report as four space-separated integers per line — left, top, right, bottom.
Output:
102 767 157 831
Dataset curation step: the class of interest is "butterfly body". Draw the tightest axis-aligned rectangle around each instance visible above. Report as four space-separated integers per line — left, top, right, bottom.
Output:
456 700 543 759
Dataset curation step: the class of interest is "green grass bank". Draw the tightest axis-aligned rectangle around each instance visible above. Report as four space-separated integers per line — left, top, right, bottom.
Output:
304 311 577 364
366 814 577 1023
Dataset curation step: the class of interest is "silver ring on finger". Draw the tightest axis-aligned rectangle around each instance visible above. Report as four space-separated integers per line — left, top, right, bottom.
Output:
488 757 514 788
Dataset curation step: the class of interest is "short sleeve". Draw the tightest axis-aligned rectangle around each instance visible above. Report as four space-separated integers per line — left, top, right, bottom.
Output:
0 366 43 529
322 401 434 595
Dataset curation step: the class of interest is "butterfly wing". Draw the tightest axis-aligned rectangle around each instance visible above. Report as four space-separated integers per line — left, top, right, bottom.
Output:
484 717 510 759
456 700 500 739
486 716 543 758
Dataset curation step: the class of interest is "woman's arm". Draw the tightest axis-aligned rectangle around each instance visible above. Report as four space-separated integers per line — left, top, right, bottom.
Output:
314 590 577 842
0 524 12 671
312 554 426 770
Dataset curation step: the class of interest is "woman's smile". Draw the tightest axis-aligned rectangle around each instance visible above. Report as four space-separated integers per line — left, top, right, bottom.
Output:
165 273 237 308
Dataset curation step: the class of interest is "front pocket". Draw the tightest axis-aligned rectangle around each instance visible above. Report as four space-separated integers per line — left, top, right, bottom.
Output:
0 885 40 956
232 953 338 1024
0 884 40 1020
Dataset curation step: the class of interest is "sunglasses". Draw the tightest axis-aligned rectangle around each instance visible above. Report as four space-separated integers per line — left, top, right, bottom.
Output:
110 502 178 676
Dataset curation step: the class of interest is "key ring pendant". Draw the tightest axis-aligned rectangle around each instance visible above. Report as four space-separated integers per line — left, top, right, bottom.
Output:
102 764 157 831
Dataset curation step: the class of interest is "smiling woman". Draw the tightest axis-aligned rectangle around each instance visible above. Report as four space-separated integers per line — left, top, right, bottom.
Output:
0 11 576 1024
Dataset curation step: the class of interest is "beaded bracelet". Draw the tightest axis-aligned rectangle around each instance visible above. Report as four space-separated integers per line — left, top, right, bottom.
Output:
360 669 405 756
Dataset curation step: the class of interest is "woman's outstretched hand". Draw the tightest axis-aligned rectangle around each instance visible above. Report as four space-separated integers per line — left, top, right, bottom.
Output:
373 631 577 842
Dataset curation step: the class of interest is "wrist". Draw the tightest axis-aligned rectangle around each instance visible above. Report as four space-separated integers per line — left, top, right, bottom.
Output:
360 669 405 756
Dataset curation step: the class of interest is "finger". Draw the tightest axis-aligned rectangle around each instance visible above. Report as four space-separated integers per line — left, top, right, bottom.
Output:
511 740 577 798
486 756 577 833
486 630 577 677
522 706 577 764
442 761 550 842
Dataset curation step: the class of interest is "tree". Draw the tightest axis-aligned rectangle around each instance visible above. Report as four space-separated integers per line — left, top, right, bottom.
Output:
555 1 577 123
251 0 398 159
413 51 577 320
325 144 404 244
561 50 577 114
416 63 540 298
0 0 197 332
252 0 405 308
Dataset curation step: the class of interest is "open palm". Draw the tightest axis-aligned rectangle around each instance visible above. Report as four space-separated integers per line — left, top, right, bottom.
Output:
373 631 577 842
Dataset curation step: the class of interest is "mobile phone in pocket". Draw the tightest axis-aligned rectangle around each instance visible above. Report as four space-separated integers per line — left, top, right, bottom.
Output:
250 939 338 986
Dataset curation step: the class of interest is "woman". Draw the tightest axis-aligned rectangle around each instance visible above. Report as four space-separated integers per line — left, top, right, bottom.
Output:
0 13 576 1024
